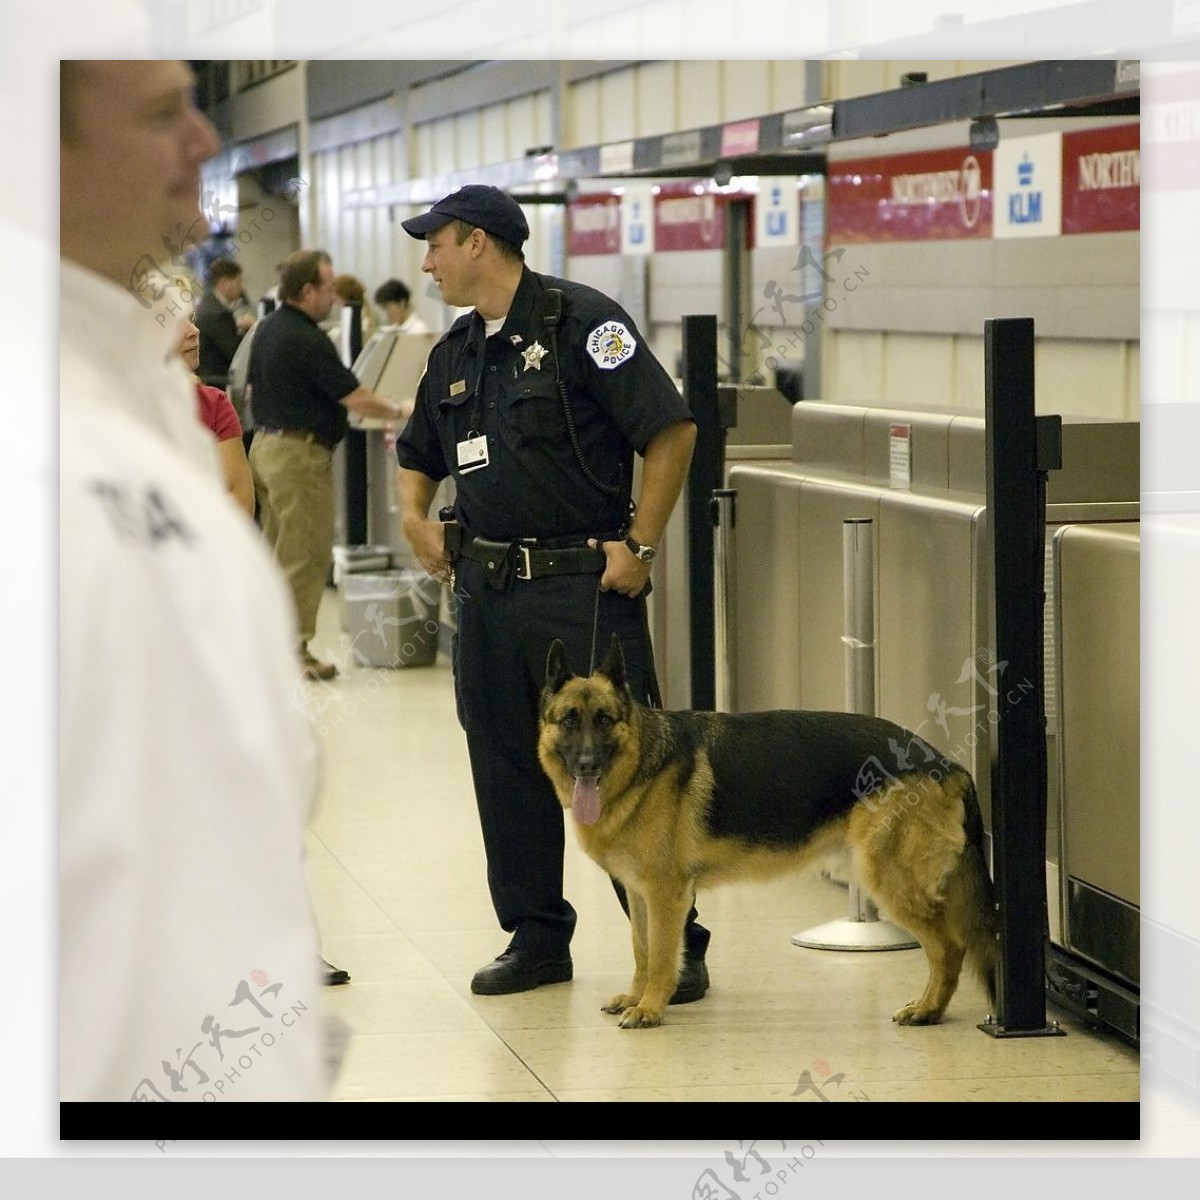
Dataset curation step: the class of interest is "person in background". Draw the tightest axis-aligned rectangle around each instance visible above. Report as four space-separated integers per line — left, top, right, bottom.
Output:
196 255 254 388
248 249 410 682
172 303 255 518
59 58 327 1101
373 277 429 335
260 260 284 315
332 273 377 342
324 272 375 364
395 184 710 1001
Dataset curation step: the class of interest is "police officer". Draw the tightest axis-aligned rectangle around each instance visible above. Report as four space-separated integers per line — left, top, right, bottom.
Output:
396 184 712 1000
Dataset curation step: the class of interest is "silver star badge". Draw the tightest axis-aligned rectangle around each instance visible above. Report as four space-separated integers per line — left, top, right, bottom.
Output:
522 340 549 372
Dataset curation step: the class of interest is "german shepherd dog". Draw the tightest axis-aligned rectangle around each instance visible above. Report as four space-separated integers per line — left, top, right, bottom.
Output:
537 635 998 1029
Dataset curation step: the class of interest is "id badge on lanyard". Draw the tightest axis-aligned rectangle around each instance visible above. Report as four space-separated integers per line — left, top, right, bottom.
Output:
454 328 493 475
457 430 489 474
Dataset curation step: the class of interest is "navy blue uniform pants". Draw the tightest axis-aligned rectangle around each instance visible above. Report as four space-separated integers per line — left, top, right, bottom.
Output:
452 557 710 961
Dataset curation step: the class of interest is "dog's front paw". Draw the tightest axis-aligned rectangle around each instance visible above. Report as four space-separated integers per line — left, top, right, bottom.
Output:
892 1002 944 1026
602 993 639 1014
617 1004 663 1029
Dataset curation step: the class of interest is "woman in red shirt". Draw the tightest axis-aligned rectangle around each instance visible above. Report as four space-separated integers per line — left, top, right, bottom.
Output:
174 311 256 517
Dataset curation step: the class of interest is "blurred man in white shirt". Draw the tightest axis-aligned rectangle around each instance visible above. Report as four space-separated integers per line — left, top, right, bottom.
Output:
59 59 327 1103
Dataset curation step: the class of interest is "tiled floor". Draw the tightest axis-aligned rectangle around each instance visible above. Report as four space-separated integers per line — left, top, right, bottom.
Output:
300 588 1152 1118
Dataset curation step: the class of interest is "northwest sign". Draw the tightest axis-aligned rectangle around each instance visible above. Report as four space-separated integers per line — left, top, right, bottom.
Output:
827 148 992 242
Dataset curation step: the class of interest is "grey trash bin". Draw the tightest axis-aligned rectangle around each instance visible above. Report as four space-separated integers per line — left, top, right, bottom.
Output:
342 569 440 668
333 544 393 631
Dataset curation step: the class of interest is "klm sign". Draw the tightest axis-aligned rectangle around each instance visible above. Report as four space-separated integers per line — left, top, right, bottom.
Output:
767 187 789 237
1008 156 1043 225
995 134 1061 240
756 177 799 248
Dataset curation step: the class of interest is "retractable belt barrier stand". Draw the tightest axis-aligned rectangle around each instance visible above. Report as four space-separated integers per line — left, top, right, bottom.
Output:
341 302 368 548
791 518 919 953
979 317 1066 1040
682 314 723 711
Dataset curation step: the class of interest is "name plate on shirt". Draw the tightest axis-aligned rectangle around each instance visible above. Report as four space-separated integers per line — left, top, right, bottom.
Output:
457 434 490 474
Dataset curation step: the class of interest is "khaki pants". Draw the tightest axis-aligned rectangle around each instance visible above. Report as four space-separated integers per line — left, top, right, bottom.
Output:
249 431 335 649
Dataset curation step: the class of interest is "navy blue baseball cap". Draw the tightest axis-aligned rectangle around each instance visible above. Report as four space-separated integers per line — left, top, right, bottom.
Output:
401 184 530 247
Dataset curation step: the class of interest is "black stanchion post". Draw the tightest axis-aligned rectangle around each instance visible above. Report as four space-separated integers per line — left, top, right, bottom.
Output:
344 303 368 546
681 314 721 711
980 316 1065 1040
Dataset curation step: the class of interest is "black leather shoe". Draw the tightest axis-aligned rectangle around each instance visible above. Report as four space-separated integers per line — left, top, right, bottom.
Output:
470 948 573 995
670 955 709 1004
321 956 351 986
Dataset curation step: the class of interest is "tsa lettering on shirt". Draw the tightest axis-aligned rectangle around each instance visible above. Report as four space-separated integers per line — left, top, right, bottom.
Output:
87 479 196 547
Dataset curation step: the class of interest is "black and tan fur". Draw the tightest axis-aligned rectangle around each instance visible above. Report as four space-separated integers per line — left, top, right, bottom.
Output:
537 635 998 1029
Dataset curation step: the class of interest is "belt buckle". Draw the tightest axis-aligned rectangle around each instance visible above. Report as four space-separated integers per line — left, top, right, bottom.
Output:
515 545 532 581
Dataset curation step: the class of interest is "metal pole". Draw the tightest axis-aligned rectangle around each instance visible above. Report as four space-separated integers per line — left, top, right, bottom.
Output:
712 488 737 712
792 518 918 952
725 200 751 383
843 517 874 717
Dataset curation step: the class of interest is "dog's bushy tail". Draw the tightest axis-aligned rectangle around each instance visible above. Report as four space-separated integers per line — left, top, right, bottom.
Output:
957 774 999 1006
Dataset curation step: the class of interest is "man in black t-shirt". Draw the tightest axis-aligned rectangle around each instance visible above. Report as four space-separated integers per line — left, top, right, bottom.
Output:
249 249 408 681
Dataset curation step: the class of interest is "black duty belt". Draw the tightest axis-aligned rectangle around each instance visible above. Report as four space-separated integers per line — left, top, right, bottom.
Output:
258 426 337 453
456 535 606 589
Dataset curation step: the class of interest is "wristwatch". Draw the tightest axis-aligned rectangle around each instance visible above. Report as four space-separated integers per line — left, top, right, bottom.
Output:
624 535 657 563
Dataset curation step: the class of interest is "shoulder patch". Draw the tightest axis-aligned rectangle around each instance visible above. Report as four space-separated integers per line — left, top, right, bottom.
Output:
586 320 637 370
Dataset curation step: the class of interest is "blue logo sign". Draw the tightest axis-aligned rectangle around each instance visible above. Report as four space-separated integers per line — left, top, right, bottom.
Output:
1009 154 1042 225
765 185 789 238
629 199 645 245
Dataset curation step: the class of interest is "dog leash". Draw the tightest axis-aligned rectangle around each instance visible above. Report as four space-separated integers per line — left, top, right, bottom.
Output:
588 576 603 675
586 562 661 712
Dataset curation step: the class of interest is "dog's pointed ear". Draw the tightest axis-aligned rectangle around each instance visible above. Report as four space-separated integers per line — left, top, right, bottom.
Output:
597 632 627 690
544 638 573 695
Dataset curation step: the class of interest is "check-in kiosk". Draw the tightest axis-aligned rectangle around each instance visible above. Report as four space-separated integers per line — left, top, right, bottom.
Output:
346 327 440 563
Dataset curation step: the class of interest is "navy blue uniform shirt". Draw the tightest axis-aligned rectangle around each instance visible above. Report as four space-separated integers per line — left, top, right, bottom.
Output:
248 305 360 449
396 266 692 541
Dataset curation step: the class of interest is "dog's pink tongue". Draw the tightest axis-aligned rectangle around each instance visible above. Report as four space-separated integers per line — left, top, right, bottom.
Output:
572 775 601 825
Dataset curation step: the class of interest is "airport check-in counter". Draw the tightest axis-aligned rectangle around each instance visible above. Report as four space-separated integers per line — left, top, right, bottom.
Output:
1051 522 1139 1033
721 400 1139 1010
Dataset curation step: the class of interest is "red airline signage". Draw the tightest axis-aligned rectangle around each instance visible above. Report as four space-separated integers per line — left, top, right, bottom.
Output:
653 182 726 251
566 194 622 256
721 119 761 158
1061 124 1140 234
1143 69 1200 192
827 147 993 243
